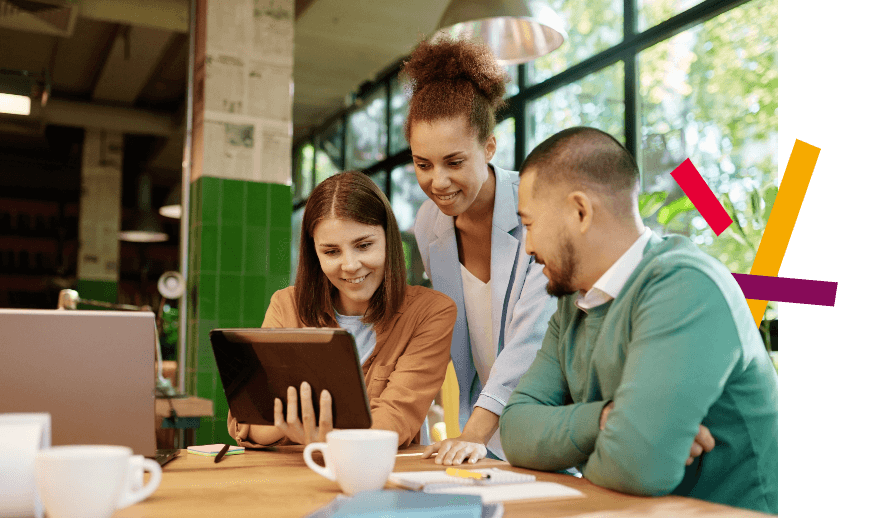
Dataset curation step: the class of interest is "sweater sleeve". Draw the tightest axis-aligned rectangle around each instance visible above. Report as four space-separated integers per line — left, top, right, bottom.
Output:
368 294 456 447
500 299 609 471
582 267 742 496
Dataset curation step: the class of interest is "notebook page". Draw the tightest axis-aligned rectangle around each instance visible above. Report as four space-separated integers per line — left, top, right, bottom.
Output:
389 468 535 488
424 481 584 504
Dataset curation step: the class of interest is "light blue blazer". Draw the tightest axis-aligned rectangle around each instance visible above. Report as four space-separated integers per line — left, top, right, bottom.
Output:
413 165 557 434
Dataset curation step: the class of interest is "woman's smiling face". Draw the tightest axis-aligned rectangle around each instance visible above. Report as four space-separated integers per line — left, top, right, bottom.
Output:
409 115 496 217
312 217 386 316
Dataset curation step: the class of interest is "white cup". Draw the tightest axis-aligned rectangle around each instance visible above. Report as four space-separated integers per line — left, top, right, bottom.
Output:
0 413 51 518
303 429 398 495
34 445 162 518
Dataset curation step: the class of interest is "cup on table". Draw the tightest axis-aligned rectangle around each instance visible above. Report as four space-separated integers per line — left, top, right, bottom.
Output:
303 429 398 495
0 413 51 518
34 445 162 518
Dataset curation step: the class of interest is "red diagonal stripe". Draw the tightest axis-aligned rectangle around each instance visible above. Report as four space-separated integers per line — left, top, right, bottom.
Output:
670 159 733 236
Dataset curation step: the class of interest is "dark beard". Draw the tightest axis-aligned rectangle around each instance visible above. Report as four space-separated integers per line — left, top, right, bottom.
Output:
544 236 578 298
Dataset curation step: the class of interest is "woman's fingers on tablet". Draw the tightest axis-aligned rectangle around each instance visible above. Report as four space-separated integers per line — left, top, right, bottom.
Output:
318 390 333 441
286 386 299 424
300 382 317 443
274 397 287 430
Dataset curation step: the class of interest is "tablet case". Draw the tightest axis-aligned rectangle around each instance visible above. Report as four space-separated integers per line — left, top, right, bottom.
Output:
210 328 372 429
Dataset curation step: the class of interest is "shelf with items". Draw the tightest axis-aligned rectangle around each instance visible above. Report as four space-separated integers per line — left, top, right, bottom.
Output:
0 198 79 309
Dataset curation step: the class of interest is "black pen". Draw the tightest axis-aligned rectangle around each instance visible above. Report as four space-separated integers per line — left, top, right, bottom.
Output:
214 443 231 463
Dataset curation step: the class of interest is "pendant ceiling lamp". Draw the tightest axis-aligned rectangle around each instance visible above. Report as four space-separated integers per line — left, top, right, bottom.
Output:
159 182 181 219
120 174 169 243
434 0 567 65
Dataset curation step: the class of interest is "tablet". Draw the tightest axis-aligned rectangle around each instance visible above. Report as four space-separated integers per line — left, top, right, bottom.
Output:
210 328 372 429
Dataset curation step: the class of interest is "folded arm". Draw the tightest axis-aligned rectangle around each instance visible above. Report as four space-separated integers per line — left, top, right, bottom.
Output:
583 268 742 495
500 301 610 471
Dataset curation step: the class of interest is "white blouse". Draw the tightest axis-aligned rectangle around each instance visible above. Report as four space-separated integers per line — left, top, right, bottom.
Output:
460 263 506 460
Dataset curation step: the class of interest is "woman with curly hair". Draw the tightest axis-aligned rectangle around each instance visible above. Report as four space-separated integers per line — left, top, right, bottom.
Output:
227 171 456 449
404 37 557 465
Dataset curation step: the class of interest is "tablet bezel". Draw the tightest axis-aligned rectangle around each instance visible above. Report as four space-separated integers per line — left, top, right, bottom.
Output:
210 328 372 429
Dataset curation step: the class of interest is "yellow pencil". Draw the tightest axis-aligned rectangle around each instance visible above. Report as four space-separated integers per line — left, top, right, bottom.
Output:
445 467 491 480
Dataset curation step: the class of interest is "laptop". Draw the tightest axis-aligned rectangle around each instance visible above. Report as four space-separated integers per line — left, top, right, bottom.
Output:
0 309 164 460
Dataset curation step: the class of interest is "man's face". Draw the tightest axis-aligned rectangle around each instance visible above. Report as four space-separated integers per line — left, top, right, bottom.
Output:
518 171 581 297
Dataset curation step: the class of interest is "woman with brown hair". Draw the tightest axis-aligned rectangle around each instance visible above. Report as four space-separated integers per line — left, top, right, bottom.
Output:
227 171 456 448
405 37 557 464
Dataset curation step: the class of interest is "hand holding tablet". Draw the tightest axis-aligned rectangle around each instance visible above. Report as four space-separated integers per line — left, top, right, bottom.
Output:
274 382 335 445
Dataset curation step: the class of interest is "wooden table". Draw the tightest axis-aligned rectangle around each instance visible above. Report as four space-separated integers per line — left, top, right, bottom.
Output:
115 445 774 518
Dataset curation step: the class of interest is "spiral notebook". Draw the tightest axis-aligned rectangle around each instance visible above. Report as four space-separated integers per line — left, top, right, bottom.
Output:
388 469 584 504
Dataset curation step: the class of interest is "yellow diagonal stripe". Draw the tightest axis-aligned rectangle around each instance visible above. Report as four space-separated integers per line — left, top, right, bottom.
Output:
747 139 821 326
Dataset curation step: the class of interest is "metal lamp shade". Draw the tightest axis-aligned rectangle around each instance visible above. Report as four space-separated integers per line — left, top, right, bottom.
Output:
159 183 182 219
434 0 567 65
119 210 169 242
120 174 169 242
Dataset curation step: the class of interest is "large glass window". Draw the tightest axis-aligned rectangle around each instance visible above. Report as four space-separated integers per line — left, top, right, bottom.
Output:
292 143 314 201
494 117 516 172
317 119 343 170
314 149 339 185
527 62 624 154
390 163 427 234
391 163 430 286
639 0 777 275
346 86 388 169
639 0 703 31
527 0 624 85
390 77 409 155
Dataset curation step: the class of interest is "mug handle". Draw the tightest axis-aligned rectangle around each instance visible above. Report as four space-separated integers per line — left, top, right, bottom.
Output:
117 458 162 508
303 442 335 482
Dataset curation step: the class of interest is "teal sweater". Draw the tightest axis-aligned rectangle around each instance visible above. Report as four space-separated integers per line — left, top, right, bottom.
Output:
499 235 778 514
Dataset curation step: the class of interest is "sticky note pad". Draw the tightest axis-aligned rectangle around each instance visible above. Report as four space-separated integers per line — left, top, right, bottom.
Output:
187 444 245 457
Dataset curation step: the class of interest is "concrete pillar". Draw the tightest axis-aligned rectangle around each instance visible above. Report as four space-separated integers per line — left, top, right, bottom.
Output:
186 0 295 445
76 130 123 303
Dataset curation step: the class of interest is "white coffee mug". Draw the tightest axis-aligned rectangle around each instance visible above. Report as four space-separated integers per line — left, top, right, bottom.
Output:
303 429 398 495
34 445 162 518
0 413 51 518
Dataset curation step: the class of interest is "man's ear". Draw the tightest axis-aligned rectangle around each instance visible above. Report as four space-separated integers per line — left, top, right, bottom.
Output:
568 191 593 235
484 135 497 163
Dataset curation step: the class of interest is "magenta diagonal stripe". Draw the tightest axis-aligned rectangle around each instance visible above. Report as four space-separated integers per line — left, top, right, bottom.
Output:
731 273 838 307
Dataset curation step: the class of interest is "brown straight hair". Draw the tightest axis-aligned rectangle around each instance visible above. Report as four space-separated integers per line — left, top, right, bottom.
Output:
294 171 407 332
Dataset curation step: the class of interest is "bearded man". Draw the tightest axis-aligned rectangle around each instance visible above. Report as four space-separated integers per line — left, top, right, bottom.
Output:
500 126 778 514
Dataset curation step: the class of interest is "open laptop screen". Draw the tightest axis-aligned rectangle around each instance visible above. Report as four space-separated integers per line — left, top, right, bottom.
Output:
0 309 157 456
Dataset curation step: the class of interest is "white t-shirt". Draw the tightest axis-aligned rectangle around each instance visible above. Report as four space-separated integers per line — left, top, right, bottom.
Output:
460 263 506 460
334 310 376 366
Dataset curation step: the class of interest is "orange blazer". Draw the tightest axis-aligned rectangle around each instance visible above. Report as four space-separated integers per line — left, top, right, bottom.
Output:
227 284 455 448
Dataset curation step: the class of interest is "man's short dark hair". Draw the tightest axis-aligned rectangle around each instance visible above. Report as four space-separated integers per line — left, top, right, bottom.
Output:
520 127 640 198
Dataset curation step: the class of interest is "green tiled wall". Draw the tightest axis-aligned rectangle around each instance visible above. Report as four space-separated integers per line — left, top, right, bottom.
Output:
76 279 118 308
185 176 292 446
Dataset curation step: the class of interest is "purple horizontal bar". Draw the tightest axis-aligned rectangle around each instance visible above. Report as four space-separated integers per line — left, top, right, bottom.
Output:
731 273 838 307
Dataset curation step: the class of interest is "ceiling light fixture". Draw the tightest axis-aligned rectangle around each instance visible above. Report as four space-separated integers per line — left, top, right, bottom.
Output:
434 0 567 65
0 71 33 116
120 174 170 243
159 183 181 219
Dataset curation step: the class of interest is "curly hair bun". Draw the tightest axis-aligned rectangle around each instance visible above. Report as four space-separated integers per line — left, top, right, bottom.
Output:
403 36 508 109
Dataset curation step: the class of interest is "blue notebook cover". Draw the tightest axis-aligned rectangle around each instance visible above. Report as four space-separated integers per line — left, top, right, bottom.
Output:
304 490 498 518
